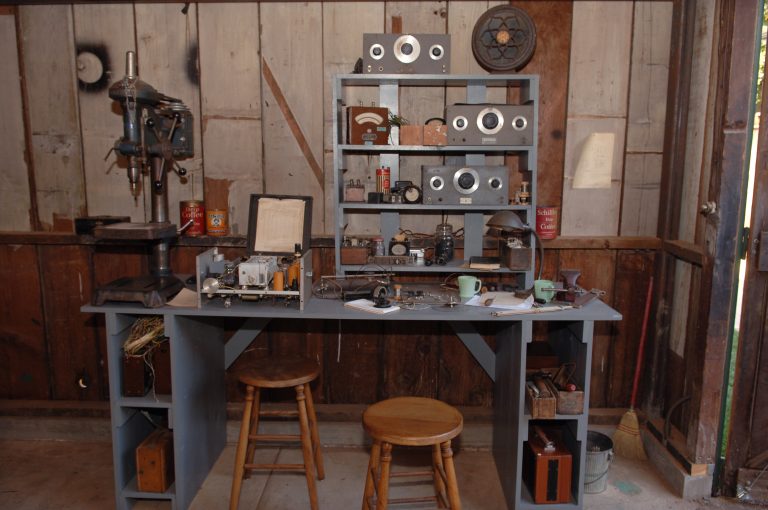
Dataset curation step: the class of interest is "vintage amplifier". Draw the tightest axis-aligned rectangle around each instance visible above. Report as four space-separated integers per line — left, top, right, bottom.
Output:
422 165 508 205
363 33 450 74
347 106 390 145
446 103 534 146
523 426 573 504
136 427 174 493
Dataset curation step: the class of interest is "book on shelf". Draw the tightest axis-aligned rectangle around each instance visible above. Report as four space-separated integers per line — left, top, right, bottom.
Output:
343 298 400 314
469 256 501 270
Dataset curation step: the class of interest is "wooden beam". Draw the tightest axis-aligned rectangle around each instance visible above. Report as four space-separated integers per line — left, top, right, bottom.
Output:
543 236 660 250
662 240 705 266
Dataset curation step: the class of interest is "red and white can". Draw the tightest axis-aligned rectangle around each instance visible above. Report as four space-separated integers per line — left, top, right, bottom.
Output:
180 200 205 236
376 166 391 193
536 206 559 240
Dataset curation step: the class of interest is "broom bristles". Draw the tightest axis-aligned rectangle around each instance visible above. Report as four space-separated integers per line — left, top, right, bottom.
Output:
613 409 647 460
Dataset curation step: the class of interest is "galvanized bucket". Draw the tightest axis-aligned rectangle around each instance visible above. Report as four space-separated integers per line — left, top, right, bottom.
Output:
584 430 614 493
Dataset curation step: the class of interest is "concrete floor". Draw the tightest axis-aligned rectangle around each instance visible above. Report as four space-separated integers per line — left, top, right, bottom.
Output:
0 431 752 510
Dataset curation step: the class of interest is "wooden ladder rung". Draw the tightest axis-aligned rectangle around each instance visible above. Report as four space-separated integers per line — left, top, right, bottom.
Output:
259 409 299 417
390 470 434 478
388 495 438 504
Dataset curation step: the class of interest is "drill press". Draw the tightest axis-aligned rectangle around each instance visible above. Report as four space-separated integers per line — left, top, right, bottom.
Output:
92 51 194 308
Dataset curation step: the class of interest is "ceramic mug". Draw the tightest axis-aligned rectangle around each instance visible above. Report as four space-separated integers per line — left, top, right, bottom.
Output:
458 275 482 299
534 279 556 303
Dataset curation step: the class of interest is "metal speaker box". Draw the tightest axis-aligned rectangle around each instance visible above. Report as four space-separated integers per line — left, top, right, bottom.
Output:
422 165 508 205
363 33 450 74
446 103 534 146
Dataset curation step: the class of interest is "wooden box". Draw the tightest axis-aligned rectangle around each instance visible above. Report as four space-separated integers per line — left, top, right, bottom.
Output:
122 355 148 397
340 247 370 265
136 428 174 493
152 341 172 395
523 426 573 504
347 106 390 145
525 378 556 418
423 124 447 145
547 370 584 415
399 125 423 145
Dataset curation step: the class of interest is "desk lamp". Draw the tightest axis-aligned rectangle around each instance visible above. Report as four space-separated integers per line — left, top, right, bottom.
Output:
485 210 543 281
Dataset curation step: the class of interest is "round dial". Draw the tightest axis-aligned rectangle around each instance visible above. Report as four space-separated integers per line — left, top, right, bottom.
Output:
390 242 408 256
402 185 422 204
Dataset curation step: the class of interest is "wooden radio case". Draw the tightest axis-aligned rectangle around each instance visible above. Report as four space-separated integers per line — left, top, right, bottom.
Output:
523 425 573 504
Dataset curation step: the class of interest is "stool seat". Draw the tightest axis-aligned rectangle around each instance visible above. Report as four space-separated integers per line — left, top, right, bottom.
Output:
363 396 463 446
237 356 320 388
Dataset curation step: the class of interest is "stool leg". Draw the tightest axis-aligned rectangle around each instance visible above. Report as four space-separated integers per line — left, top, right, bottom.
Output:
441 441 461 510
361 441 381 510
230 385 255 510
303 382 325 480
243 386 261 479
296 384 319 510
432 443 447 508
375 442 393 510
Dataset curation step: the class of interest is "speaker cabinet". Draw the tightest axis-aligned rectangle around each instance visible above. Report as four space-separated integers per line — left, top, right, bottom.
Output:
446 103 534 146
422 165 508 205
363 34 450 74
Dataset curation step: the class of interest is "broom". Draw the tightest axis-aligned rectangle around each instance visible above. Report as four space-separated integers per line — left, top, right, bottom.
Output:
613 276 653 460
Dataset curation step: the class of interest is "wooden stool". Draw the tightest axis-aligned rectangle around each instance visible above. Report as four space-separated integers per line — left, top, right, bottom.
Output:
361 397 463 510
230 356 324 510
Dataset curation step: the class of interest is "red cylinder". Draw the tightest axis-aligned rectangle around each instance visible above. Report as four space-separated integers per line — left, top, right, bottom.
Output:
180 200 205 236
536 206 558 240
376 167 391 193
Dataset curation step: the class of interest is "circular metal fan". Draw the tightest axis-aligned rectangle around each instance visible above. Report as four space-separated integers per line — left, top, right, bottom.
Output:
472 5 537 72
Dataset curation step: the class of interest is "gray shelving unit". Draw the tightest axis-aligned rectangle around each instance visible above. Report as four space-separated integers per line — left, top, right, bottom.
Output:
332 74 539 284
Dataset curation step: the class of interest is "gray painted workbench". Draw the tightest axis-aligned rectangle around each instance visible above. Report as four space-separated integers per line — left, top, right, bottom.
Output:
82 298 621 510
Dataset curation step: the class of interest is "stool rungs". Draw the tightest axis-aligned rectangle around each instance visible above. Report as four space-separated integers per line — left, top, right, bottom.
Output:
388 495 438 504
244 463 305 471
249 433 301 442
259 409 299 417
390 470 434 478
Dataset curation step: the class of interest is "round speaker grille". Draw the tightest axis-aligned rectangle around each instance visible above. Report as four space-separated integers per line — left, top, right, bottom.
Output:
472 5 536 72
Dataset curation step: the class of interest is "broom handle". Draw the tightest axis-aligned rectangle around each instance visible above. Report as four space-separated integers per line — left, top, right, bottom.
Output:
629 276 654 409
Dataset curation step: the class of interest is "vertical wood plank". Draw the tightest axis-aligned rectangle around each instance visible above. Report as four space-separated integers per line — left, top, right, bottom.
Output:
382 322 439 399
0 245 48 399
40 245 103 400
621 154 662 236
438 323 494 407
0 10 32 231
73 4 144 222
198 3 263 236
323 2 385 237
325 321 382 403
134 3 203 225
514 1 573 209
261 2 325 233
18 5 86 231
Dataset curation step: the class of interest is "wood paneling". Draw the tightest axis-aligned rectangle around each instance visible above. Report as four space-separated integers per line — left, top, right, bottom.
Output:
198 3 263 237
19 5 85 231
0 10 32 231
0 245 47 399
73 4 143 222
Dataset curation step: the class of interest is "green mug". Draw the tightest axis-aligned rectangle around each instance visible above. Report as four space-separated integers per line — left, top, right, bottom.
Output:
458 275 482 299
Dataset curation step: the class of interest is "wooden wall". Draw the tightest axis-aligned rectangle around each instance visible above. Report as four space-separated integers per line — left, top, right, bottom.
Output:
0 1 672 408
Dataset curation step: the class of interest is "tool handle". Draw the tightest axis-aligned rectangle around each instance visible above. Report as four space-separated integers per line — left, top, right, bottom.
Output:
630 276 653 408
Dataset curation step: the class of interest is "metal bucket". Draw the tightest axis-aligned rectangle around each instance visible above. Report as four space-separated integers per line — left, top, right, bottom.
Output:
584 431 613 493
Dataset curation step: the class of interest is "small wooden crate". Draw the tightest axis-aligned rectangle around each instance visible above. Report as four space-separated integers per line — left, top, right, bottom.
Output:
542 377 584 415
136 428 174 493
340 247 370 265
399 125 423 145
525 379 556 418
423 124 447 145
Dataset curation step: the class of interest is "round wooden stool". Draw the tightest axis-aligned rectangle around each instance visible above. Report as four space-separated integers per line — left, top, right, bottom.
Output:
361 396 463 510
230 356 324 510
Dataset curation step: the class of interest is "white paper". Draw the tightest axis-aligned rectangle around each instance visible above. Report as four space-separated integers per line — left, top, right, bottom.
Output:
167 288 198 308
344 298 400 314
573 132 614 189
253 198 306 252
464 292 534 310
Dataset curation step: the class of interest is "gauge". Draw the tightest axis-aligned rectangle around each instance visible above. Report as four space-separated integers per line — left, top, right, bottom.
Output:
402 184 422 204
389 240 410 256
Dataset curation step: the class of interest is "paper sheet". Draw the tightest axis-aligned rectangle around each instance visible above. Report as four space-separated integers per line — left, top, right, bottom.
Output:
167 288 198 308
464 292 534 310
253 198 306 252
573 132 614 189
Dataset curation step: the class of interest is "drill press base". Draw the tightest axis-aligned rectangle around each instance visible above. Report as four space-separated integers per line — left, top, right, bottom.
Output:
93 275 184 308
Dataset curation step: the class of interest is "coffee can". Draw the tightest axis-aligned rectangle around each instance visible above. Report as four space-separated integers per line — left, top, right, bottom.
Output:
180 200 205 236
536 206 559 240
206 208 228 236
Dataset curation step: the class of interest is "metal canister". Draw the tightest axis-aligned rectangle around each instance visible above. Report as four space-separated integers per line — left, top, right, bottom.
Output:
376 166 391 193
206 208 228 236
536 206 558 240
180 200 205 236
